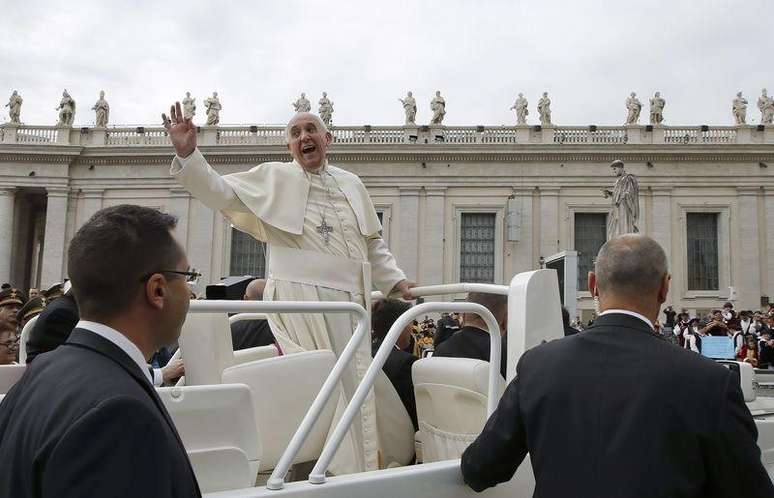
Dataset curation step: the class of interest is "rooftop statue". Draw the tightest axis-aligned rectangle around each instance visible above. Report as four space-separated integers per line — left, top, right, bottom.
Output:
430 91 446 125
91 90 110 128
204 92 221 125
5 90 22 124
759 88 773 125
538 92 552 125
318 92 334 127
602 159 639 240
625 92 642 125
649 92 665 125
292 92 311 113
733 91 748 125
182 92 196 120
55 90 76 127
399 91 416 125
511 93 528 125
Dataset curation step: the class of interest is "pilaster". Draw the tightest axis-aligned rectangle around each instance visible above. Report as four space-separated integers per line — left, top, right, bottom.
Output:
40 187 70 287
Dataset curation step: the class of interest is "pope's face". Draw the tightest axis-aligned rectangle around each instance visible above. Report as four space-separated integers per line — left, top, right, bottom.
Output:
287 113 332 171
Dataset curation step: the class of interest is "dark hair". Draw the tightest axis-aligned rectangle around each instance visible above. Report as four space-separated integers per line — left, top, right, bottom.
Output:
67 205 181 320
561 307 570 327
372 299 411 343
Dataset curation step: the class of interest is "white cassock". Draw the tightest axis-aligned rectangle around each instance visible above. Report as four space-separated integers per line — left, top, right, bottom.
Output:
171 149 408 474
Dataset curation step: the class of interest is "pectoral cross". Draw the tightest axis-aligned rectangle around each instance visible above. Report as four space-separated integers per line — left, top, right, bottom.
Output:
316 217 334 244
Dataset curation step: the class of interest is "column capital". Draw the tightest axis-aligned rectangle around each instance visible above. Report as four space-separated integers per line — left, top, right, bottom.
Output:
424 186 447 197
0 187 17 197
398 186 421 196
170 188 191 198
650 186 674 196
538 186 561 196
736 186 762 196
80 188 105 198
45 186 70 197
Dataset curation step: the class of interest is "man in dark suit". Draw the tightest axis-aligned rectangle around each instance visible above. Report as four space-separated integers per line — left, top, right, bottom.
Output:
461 234 773 498
25 286 79 363
230 278 276 351
0 205 201 498
433 292 507 378
562 306 581 336
433 312 461 348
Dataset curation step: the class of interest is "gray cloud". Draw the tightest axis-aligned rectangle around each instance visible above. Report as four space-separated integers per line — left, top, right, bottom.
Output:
1 0 772 127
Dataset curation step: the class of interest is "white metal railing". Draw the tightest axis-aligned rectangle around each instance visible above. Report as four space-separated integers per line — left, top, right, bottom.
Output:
186 299 369 492
306 301 502 486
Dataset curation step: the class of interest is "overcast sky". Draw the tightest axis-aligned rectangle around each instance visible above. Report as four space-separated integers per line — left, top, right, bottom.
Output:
1 0 772 127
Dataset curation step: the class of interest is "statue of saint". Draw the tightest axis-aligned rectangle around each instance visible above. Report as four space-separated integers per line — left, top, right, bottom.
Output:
5 90 22 124
204 92 221 125
625 92 642 125
602 160 640 240
649 92 665 125
182 92 196 120
511 93 528 125
292 93 311 113
759 88 774 124
430 91 446 125
91 90 110 128
733 92 748 125
399 91 416 125
538 92 552 125
318 92 334 127
55 90 76 127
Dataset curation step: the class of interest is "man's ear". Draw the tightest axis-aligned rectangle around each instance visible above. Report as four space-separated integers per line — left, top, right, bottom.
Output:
657 273 671 305
325 132 333 146
588 272 597 296
144 274 166 311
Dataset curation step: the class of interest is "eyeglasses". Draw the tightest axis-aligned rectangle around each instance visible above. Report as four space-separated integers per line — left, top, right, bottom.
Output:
140 267 201 284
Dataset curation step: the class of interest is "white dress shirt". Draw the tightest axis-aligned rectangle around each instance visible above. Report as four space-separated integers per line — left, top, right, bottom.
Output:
599 309 654 331
76 320 163 386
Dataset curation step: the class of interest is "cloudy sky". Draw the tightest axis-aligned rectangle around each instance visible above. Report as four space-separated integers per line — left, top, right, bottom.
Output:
1 0 772 127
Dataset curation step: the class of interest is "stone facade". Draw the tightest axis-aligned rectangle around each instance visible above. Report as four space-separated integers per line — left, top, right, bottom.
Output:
1 122 773 319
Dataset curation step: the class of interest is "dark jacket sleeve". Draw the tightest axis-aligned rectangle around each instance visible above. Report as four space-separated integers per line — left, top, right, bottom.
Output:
42 396 177 498
26 305 79 363
704 371 774 498
461 353 529 492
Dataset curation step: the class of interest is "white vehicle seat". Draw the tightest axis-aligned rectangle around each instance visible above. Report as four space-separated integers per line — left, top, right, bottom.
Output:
373 370 415 468
756 419 774 479
221 349 339 472
0 364 26 394
157 383 260 493
17 315 38 365
412 357 496 462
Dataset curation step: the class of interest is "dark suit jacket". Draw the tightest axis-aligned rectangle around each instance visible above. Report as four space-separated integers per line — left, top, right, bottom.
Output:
433 316 461 348
461 313 773 498
432 325 507 378
0 328 201 498
373 342 418 430
25 293 79 364
230 318 275 351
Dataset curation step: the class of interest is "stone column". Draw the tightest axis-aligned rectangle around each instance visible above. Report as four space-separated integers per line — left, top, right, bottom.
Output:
167 188 191 246
0 188 16 284
396 187 420 281
735 187 762 310
419 187 446 288
538 187 560 259
187 199 216 285
75 189 104 229
650 187 673 266
508 188 534 275
2 125 18 144
40 187 70 288
765 189 774 301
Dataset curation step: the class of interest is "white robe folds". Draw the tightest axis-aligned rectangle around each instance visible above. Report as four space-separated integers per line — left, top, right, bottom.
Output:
171 149 408 474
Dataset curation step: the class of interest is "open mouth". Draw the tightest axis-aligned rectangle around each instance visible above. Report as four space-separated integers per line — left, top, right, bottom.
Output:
301 143 316 154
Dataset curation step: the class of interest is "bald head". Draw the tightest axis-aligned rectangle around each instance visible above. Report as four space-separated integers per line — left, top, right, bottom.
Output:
244 278 266 301
593 234 668 301
285 112 329 142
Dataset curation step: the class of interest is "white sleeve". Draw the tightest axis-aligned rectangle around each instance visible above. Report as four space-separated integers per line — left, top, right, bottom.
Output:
366 236 407 297
152 368 163 387
170 148 249 213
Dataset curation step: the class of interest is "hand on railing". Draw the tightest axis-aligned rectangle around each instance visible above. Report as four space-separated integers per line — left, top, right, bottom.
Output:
161 102 197 158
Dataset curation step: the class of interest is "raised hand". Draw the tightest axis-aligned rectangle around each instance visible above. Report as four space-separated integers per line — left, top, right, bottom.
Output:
162 101 197 158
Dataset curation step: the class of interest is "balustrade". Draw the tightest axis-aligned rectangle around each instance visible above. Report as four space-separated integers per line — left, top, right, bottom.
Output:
15 126 58 144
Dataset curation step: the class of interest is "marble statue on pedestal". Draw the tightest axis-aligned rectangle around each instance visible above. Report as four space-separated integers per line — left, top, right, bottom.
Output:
5 91 22 124
538 92 552 125
759 88 774 125
430 91 446 125
602 160 639 240
204 92 221 125
733 92 748 125
318 92 334 127
649 92 665 125
55 90 76 127
182 92 196 120
91 91 110 128
399 91 416 125
292 93 311 113
511 93 528 125
625 92 642 125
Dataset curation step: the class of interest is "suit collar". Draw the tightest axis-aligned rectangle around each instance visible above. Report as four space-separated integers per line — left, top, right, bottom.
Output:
589 312 660 338
67 328 151 388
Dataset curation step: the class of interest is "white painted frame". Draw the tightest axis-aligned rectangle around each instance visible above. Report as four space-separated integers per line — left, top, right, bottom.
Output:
678 204 731 299
452 205 505 285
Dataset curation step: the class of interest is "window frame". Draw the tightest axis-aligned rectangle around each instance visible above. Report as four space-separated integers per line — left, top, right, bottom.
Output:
453 206 504 285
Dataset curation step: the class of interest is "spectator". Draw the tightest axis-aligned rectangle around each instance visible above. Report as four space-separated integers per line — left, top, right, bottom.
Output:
434 312 461 347
230 278 276 351
433 292 507 378
371 298 417 430
0 287 25 327
700 310 729 336
736 335 759 368
758 329 774 369
562 307 580 336
16 296 45 331
662 305 676 331
25 282 79 364
0 320 18 365
684 318 704 354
